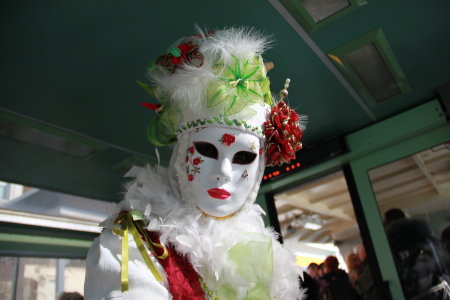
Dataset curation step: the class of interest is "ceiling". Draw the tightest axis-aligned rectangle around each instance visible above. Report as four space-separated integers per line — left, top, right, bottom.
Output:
1 0 449 202
275 142 450 246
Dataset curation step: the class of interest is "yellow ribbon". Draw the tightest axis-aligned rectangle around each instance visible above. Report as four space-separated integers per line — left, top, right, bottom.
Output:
113 210 168 292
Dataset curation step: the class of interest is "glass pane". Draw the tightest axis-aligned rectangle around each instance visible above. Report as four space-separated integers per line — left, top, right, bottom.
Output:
0 257 17 300
0 257 86 300
369 142 450 299
345 43 402 102
16 258 57 300
275 170 374 299
300 0 350 22
62 259 85 294
0 180 113 232
0 182 9 200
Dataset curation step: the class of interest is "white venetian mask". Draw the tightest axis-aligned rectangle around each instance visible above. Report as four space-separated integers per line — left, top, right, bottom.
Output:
183 127 262 218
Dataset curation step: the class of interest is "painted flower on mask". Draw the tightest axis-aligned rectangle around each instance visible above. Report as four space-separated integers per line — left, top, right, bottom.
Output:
219 133 236 146
186 145 204 181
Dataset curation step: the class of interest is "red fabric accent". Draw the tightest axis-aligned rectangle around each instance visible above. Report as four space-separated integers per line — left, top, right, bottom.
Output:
147 231 206 300
155 40 204 73
140 102 162 111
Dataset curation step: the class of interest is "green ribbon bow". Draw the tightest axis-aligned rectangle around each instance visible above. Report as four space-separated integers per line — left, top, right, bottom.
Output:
113 210 168 292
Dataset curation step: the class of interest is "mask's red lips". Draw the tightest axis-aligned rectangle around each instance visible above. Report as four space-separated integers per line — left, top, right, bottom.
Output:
207 188 231 200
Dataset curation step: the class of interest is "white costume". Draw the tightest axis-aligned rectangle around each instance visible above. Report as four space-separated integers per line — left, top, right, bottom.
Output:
84 27 305 300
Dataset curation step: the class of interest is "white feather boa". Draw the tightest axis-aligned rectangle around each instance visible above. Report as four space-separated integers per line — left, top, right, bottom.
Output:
103 165 303 300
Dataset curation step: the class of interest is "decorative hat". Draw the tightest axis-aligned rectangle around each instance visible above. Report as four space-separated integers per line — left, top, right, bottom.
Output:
140 27 305 166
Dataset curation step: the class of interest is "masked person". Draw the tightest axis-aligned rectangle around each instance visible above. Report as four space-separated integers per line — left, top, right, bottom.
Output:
84 27 306 300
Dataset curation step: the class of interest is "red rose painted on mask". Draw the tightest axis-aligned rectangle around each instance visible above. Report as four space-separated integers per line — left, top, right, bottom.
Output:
186 144 203 181
220 133 236 146
193 157 202 165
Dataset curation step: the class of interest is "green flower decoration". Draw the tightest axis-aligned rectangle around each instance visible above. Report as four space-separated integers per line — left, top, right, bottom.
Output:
207 55 270 117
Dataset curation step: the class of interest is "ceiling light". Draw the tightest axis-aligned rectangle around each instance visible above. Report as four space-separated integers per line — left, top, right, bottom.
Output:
301 0 350 22
345 43 401 102
306 243 339 252
0 119 97 158
304 222 322 230
328 28 410 106
286 213 324 231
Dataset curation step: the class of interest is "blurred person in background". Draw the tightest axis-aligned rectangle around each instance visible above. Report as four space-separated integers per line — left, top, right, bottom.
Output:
318 262 325 278
387 218 450 299
383 208 406 229
58 292 84 300
441 225 450 258
346 253 362 289
319 255 360 300
307 262 320 279
301 266 320 300
355 244 378 300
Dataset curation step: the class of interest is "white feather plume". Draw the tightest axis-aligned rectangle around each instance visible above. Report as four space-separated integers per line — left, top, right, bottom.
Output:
200 26 272 65
148 61 217 113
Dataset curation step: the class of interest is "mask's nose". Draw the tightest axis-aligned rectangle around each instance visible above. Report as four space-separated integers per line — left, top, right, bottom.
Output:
215 157 232 184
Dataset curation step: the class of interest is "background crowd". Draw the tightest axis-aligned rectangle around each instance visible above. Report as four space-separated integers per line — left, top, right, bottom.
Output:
303 245 372 300
302 208 450 300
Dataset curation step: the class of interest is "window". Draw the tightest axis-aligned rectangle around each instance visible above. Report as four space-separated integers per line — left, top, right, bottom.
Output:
0 257 86 300
274 170 367 275
368 142 450 298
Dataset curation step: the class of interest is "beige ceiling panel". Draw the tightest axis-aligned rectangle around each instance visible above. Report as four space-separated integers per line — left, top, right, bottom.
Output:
374 177 431 202
371 167 423 193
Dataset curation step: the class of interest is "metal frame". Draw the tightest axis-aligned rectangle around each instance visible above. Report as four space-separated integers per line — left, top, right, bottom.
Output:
0 222 96 258
281 0 366 32
348 122 450 299
343 164 391 299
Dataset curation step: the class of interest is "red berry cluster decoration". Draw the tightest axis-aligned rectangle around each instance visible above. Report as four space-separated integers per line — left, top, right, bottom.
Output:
263 100 303 166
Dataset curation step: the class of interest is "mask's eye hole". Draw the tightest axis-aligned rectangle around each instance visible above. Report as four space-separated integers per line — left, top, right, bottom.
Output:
232 151 257 165
194 142 218 159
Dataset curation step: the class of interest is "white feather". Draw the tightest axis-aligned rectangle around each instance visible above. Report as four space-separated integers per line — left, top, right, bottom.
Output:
200 26 273 65
110 165 305 299
148 61 217 113
147 26 273 118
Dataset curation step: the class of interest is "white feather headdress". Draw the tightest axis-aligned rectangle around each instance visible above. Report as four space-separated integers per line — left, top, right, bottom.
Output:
143 27 273 146
141 26 305 167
